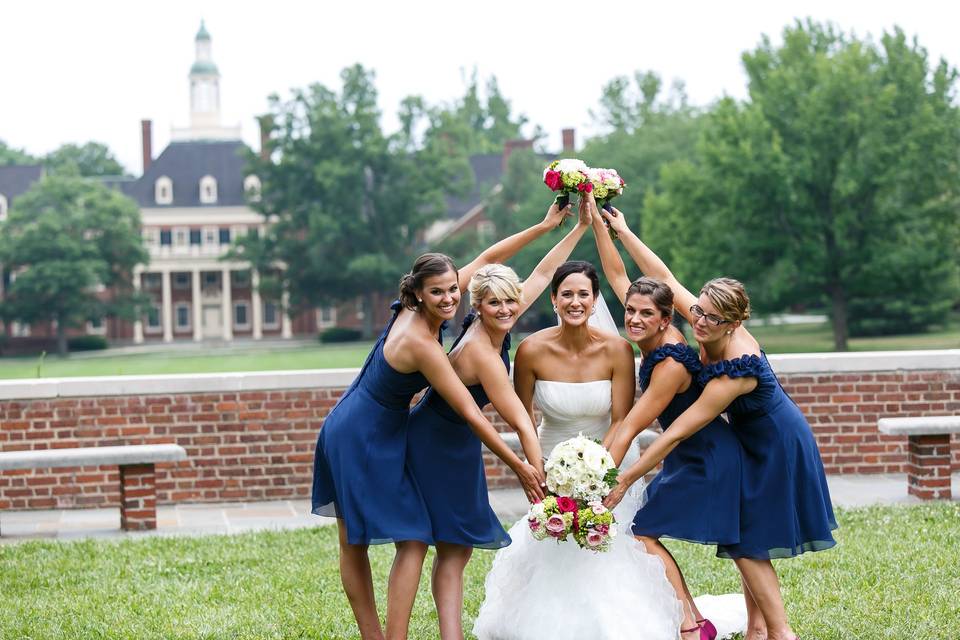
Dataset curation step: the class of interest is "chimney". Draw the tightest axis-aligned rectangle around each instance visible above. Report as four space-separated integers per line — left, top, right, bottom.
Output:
140 119 153 174
561 128 576 153
258 115 273 161
502 138 534 172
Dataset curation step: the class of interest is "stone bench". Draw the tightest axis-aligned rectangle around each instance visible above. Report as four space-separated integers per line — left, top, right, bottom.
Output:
878 416 960 500
0 444 187 533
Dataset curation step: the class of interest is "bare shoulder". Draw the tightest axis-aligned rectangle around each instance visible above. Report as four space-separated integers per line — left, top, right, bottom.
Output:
723 329 761 360
600 331 634 357
516 327 559 356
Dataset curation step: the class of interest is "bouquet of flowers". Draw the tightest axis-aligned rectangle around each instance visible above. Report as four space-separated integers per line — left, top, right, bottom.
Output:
586 167 626 238
543 159 592 217
526 434 620 552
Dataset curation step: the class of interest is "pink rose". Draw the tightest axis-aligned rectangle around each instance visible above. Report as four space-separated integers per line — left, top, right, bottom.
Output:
576 180 593 193
586 530 604 547
556 496 577 513
545 514 566 535
595 523 609 534
528 517 541 531
590 502 606 515
544 170 563 191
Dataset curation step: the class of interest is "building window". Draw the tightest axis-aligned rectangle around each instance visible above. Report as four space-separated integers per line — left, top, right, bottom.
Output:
145 304 162 332
174 303 191 330
219 227 231 244
143 273 161 290
0 193 7 221
203 272 219 288
234 301 250 329
263 301 280 328
142 228 160 247
173 272 190 289
199 175 218 204
160 230 172 246
204 227 217 246
86 317 107 336
244 175 261 202
477 220 495 240
317 306 337 329
173 227 188 247
10 321 30 337
189 229 202 246
232 270 250 288
155 176 173 205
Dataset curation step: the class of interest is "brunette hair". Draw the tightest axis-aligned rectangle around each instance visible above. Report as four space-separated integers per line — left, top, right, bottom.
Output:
550 261 600 297
398 253 457 310
625 277 674 319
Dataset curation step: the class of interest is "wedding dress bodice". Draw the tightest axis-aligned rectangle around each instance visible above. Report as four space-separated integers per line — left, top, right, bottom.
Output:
535 379 612 458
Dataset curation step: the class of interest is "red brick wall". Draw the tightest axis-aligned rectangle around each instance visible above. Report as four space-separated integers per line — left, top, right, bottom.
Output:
1 368 958 510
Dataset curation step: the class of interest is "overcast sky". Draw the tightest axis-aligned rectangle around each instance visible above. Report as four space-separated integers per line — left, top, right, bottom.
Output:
2 0 958 174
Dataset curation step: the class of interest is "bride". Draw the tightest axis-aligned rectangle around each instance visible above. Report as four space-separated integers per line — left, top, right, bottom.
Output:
472 260 685 640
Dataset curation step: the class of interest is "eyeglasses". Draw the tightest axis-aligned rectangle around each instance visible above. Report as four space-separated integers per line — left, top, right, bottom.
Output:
689 304 731 327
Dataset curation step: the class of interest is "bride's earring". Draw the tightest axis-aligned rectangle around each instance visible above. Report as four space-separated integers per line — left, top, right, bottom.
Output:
553 305 558 313
591 307 596 316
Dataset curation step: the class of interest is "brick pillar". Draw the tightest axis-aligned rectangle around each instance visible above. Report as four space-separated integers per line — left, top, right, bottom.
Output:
906 434 952 500
120 464 157 530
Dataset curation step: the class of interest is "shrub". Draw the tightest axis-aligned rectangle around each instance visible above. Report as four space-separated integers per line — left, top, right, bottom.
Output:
68 335 109 351
318 327 362 343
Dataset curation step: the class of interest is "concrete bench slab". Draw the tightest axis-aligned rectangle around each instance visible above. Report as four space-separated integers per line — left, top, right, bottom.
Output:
877 416 958 501
878 416 960 436
0 444 187 471
0 444 186 533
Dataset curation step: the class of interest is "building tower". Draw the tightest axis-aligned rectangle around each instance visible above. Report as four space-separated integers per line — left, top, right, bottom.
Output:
172 21 241 141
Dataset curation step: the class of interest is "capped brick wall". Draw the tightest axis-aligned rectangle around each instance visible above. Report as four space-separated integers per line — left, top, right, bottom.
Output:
1 351 958 510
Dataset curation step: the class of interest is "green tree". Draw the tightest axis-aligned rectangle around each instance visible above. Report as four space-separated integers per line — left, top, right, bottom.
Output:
243 65 470 337
0 139 37 166
0 176 147 355
647 21 960 349
44 142 126 177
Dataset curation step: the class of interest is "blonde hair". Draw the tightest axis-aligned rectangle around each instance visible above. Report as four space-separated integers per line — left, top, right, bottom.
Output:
700 277 751 322
470 264 523 307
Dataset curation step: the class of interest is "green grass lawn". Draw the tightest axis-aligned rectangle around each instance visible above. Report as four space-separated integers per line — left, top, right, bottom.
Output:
0 317 957 380
1 504 957 639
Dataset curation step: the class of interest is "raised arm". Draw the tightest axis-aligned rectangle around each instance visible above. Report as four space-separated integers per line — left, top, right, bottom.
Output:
591 201 632 305
458 202 572 292
606 359 688 466
517 197 592 316
418 340 545 502
474 348 545 480
599 207 699 324
602 339 637 449
603 375 755 509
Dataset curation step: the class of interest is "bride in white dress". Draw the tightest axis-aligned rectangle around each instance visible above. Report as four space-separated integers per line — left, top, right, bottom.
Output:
473 260 746 640
473 261 685 640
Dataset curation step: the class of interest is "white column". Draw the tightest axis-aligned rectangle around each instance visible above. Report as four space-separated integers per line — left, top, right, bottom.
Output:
251 269 263 340
192 268 202 341
281 289 292 339
161 269 173 343
132 269 144 344
221 268 233 341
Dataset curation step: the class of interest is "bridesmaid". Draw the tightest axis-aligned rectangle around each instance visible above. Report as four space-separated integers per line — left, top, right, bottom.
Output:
592 206 742 640
312 208 569 640
598 207 836 640
406 199 593 639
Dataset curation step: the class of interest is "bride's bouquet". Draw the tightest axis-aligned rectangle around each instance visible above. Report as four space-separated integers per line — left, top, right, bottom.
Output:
543 159 592 215
526 434 619 552
586 167 626 238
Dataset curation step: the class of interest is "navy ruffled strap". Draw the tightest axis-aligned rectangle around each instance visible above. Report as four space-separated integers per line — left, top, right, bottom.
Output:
697 353 766 387
638 343 701 389
390 299 403 313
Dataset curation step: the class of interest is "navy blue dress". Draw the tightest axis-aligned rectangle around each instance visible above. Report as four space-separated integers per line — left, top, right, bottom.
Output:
631 343 742 546
311 301 438 546
405 312 511 549
698 353 838 559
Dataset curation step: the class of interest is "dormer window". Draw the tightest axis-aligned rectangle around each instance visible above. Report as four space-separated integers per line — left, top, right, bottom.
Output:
0 193 7 221
243 175 262 202
155 176 173 205
200 175 218 204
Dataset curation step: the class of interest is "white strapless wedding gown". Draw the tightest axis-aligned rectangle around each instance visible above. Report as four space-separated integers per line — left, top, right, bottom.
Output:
473 380 747 640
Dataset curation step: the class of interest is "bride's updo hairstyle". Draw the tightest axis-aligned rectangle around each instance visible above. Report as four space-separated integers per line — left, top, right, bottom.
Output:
470 264 523 307
399 253 457 310
700 277 751 322
626 277 673 319
550 260 600 297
